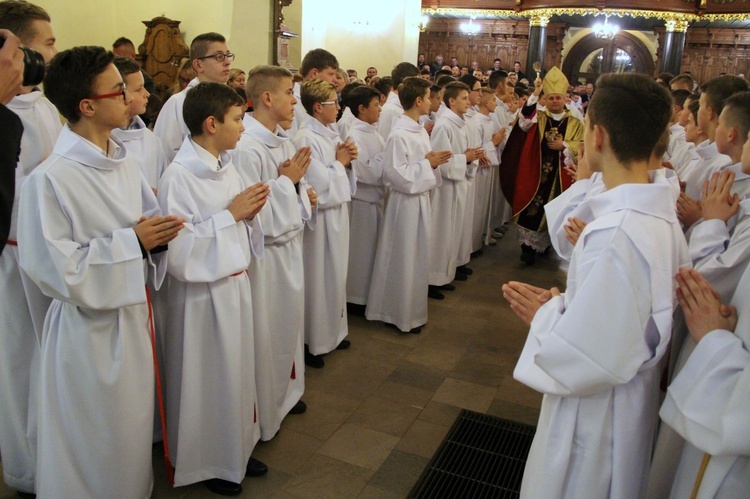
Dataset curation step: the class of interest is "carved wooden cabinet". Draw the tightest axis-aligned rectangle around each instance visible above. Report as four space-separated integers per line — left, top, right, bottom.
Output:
138 17 189 97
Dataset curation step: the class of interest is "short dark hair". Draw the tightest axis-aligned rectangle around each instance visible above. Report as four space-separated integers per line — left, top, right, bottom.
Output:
435 75 455 88
398 77 430 110
458 74 480 89
373 76 392 96
434 69 452 79
430 84 441 94
190 32 226 60
183 82 244 137
0 0 50 44
112 55 141 78
113 37 134 49
347 86 381 118
493 58 501 63
657 72 674 87
670 74 694 89
443 81 470 107
721 91 750 143
341 81 365 109
44 46 114 124
671 88 692 108
587 73 673 164
420 68 431 76
299 48 339 77
391 62 419 89
700 75 749 117
488 70 508 90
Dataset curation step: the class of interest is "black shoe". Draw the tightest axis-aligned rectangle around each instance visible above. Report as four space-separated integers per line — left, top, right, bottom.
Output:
289 400 307 415
246 457 269 477
456 265 473 275
385 322 421 334
520 244 536 266
204 479 242 496
428 285 445 300
336 339 351 350
453 272 467 281
17 492 36 499
440 284 455 291
346 302 366 316
304 345 325 368
470 249 483 258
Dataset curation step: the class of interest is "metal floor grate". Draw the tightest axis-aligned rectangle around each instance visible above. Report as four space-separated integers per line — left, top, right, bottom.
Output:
409 409 536 499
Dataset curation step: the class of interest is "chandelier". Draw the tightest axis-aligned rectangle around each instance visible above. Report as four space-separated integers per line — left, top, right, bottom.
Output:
460 17 480 36
592 16 619 39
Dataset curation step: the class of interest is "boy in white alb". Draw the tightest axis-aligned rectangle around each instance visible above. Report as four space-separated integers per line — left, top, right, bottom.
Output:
231 65 315 441
289 48 340 137
111 56 167 190
345 85 386 311
154 32 234 162
378 62 420 141
503 73 689 498
0 2 59 494
658 268 750 498
678 76 746 204
428 81 484 298
470 87 506 249
366 77 450 333
19 46 183 499
158 83 269 496
689 92 750 299
293 79 358 367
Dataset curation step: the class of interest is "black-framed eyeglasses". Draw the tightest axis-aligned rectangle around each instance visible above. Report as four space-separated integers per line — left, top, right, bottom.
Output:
89 84 127 102
197 52 235 63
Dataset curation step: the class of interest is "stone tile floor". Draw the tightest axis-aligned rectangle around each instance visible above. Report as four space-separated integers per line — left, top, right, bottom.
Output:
0 226 565 498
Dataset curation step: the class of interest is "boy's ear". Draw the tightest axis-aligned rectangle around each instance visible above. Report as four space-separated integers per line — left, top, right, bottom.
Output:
593 123 607 152
78 99 96 119
261 90 273 108
203 115 217 135
357 103 366 116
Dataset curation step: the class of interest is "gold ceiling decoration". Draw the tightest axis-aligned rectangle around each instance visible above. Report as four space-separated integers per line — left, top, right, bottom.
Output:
421 6 750 24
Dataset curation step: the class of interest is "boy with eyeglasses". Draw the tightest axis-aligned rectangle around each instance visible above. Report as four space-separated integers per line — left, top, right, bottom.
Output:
18 45 184 498
293 79 358 368
154 32 235 162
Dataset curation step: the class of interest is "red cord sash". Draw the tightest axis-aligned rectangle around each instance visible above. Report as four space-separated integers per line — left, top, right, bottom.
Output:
146 286 175 486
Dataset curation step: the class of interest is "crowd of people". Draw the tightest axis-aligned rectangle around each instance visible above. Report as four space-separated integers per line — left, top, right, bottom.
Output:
0 0 749 497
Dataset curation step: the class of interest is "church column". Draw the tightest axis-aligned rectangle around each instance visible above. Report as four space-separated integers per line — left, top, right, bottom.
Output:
660 19 689 76
525 14 549 76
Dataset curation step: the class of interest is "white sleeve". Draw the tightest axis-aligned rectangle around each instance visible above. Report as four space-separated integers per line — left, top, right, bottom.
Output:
514 229 659 397
383 135 440 194
18 173 147 310
293 135 353 209
660 329 750 456
153 95 187 163
430 124 467 181
158 177 252 283
690 217 750 300
544 178 593 261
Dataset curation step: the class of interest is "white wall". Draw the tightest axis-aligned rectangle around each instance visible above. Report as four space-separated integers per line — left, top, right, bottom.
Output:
36 0 272 71
301 0 422 78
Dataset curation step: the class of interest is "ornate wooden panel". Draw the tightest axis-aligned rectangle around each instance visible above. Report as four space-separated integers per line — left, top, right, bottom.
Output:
418 19 566 74
655 26 750 82
138 17 189 96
